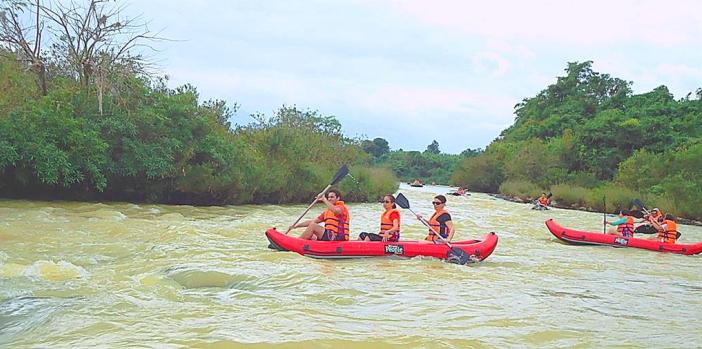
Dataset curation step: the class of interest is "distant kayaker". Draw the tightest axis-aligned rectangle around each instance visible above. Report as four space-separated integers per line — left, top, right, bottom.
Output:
536 192 550 208
417 195 455 242
650 213 679 244
605 210 635 237
456 187 465 196
289 189 350 241
359 194 401 242
413 179 422 185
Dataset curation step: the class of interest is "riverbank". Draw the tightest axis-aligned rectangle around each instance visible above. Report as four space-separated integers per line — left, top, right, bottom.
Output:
488 193 702 226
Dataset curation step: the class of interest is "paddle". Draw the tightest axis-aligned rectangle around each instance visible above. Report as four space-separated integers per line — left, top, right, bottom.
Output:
632 199 649 214
285 165 349 234
603 195 606 234
395 193 472 265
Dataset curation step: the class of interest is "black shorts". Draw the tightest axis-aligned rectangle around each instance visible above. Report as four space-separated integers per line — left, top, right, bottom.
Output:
320 230 346 241
358 232 383 241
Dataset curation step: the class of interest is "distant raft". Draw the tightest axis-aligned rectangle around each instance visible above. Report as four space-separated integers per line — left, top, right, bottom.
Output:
545 219 702 255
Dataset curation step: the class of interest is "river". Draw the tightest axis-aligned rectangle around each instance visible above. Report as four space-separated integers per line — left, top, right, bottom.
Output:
1 184 701 348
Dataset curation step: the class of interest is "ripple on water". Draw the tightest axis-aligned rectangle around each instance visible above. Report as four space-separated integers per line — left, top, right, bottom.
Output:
0 296 82 346
165 268 258 289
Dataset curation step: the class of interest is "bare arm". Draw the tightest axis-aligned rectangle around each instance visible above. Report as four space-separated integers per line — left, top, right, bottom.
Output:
445 220 455 241
318 195 343 215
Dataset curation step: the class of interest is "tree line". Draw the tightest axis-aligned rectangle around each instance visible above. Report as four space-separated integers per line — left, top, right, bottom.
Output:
0 0 396 205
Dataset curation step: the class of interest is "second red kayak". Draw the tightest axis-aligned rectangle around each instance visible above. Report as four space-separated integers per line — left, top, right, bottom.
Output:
545 219 702 255
266 228 498 263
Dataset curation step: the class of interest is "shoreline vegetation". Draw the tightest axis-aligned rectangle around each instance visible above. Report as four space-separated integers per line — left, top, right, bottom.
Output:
487 192 702 227
0 1 397 205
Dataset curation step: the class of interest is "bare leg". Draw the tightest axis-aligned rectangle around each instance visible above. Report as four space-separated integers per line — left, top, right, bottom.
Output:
607 227 622 236
299 224 325 240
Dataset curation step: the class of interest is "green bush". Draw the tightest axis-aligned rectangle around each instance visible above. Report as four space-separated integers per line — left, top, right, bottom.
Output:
498 180 543 200
339 167 398 202
549 184 590 207
586 184 640 212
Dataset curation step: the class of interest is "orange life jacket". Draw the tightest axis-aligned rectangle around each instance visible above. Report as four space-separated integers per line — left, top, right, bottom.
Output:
657 220 677 244
426 209 449 241
379 208 400 241
321 201 350 241
538 196 549 206
650 211 663 223
617 215 635 237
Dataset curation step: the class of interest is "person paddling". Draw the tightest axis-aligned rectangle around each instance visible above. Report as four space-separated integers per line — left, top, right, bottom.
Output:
650 213 679 244
359 194 401 242
289 189 350 241
536 192 550 208
605 210 635 237
417 195 455 242
635 207 664 234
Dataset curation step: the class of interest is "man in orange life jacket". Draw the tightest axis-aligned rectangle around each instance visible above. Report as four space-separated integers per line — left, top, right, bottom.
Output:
605 210 635 237
289 189 351 241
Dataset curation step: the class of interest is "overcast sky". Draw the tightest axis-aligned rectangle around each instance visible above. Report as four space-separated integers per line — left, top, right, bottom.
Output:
128 0 702 154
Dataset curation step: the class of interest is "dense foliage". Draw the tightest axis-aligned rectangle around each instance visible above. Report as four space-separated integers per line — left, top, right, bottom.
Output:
0 50 397 204
359 137 481 185
451 61 702 219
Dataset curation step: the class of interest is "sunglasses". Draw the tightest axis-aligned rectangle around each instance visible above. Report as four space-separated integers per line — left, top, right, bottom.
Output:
432 201 443 205
383 200 393 203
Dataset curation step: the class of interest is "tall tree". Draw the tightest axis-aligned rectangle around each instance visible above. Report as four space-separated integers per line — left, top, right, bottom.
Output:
0 0 47 95
41 0 163 114
425 140 440 154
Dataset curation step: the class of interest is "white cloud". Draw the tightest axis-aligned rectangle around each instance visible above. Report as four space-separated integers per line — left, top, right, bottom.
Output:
390 0 702 46
472 51 511 77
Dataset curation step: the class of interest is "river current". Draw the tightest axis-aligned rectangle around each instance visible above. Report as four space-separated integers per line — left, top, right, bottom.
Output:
1 183 700 348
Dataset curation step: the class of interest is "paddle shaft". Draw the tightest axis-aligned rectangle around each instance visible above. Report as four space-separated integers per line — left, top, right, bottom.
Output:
603 195 606 234
285 185 331 234
405 207 454 248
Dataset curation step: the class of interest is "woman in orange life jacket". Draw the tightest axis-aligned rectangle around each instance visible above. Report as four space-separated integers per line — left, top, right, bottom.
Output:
358 194 400 242
649 213 679 244
289 189 350 241
605 209 635 237
417 195 455 242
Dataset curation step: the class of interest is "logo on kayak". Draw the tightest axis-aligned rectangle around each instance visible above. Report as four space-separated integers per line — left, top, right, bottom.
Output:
614 237 628 246
384 245 404 255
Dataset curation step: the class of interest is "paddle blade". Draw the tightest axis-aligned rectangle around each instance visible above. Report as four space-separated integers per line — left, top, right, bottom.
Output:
330 165 349 185
547 192 553 199
446 247 472 265
630 210 645 219
632 198 646 211
395 193 410 209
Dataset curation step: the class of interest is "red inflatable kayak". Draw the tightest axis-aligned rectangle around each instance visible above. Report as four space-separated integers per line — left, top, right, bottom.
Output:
546 219 702 255
266 228 498 262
